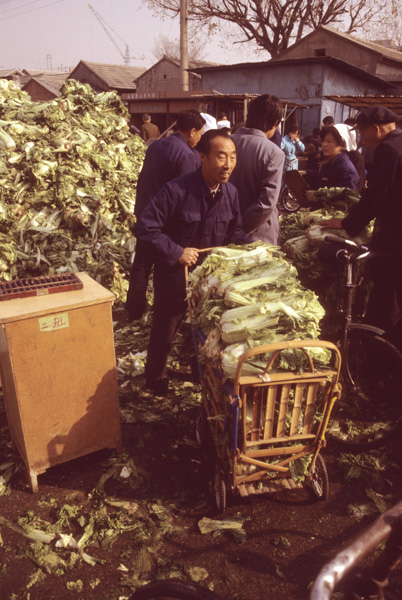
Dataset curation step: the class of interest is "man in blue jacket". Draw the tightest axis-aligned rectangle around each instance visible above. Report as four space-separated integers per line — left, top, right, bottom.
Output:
126 110 206 320
134 129 251 395
321 106 402 347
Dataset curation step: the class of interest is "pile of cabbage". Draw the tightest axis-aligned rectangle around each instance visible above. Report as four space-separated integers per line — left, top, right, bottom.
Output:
280 187 372 282
188 243 328 380
0 78 146 298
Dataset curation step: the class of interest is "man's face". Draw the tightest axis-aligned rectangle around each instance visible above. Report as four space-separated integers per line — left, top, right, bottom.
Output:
187 127 204 148
201 137 237 188
358 124 380 150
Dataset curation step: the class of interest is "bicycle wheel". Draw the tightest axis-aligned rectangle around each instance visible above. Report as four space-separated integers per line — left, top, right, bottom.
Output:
128 580 220 600
279 185 300 212
310 454 329 501
325 328 402 450
214 462 227 512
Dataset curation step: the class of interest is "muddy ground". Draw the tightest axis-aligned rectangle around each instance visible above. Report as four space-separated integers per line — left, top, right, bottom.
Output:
1 306 402 600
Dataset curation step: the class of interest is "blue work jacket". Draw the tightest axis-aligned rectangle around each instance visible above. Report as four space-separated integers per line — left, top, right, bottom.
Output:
308 151 360 190
134 133 201 217
134 168 251 267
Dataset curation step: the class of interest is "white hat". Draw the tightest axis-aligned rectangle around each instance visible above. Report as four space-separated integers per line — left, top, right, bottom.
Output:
201 113 217 133
334 123 357 151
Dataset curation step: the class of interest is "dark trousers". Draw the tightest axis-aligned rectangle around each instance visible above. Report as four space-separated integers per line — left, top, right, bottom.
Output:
365 258 402 349
144 267 187 384
125 240 154 320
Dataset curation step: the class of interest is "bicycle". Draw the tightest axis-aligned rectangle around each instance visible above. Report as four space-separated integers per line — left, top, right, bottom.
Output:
310 499 402 599
278 180 301 212
320 235 402 450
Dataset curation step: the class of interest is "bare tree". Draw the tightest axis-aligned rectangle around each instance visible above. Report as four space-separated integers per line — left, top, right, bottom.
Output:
152 33 208 62
362 0 402 50
144 0 389 58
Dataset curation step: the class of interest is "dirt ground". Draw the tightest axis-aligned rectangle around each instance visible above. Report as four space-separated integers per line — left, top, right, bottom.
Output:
1 306 402 600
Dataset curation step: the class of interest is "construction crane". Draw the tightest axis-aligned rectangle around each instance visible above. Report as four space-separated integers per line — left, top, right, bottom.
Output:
88 4 135 65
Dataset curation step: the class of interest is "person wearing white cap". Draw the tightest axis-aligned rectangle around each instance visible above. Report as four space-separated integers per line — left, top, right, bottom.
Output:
334 123 357 151
304 124 360 190
200 113 217 133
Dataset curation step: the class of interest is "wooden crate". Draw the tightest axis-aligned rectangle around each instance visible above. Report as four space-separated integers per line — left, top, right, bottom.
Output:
0 273 122 492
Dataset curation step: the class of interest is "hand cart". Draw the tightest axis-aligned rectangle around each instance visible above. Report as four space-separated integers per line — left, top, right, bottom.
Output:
186 266 342 512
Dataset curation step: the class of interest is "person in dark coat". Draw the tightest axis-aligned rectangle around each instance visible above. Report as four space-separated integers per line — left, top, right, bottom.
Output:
139 114 160 142
305 125 360 190
321 106 402 347
125 110 206 320
134 129 251 395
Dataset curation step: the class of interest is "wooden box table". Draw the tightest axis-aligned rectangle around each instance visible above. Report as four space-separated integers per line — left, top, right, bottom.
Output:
0 272 122 492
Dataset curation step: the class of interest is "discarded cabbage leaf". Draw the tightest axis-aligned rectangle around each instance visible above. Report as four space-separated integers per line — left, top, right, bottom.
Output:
198 516 247 543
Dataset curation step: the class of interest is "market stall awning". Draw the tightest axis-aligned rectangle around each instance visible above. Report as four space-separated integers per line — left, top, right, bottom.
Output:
192 92 308 111
324 95 402 115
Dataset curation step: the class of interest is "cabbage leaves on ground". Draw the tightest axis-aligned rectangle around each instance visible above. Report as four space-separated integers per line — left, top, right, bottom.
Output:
0 78 146 299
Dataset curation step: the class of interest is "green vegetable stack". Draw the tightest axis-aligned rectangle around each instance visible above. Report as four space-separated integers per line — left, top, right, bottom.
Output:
279 187 374 308
188 243 329 380
0 78 146 299
280 187 373 281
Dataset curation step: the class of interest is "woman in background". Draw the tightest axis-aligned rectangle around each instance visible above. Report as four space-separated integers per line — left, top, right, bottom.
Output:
281 125 305 171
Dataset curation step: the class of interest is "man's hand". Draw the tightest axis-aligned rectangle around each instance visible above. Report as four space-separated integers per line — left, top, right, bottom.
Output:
320 218 344 230
178 247 199 266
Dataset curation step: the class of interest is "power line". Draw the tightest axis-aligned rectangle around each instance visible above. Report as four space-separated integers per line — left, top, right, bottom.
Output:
0 0 66 21
0 0 48 9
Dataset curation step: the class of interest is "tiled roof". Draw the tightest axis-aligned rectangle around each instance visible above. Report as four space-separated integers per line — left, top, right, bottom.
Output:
21 72 69 95
277 26 402 65
71 61 146 90
0 69 23 78
321 26 402 64
135 55 219 82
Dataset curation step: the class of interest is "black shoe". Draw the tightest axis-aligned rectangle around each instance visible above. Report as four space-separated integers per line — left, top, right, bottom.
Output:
146 379 169 396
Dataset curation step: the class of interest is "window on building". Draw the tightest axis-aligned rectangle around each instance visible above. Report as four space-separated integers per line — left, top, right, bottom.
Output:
315 48 326 57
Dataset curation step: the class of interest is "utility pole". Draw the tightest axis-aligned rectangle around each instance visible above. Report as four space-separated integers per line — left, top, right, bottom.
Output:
179 0 189 91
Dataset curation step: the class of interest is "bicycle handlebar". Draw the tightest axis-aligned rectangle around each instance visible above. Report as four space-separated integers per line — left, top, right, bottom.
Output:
324 235 370 262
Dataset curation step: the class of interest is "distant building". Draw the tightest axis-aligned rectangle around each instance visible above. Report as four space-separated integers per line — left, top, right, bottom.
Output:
69 60 146 94
134 55 216 93
20 70 70 101
192 56 395 135
276 25 402 91
0 69 24 83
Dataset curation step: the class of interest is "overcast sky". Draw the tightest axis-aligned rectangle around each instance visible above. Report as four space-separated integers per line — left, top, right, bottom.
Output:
0 0 258 71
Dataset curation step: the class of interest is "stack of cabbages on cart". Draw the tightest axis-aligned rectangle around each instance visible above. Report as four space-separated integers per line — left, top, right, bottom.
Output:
188 188 373 380
0 78 145 298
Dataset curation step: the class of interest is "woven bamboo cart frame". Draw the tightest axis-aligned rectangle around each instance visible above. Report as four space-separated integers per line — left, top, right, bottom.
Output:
186 265 342 499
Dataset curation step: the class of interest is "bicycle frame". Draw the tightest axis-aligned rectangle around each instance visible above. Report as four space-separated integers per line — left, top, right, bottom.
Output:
324 236 384 390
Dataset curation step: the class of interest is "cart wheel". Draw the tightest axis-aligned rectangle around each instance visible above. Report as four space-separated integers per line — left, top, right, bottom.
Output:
214 463 227 512
310 454 329 501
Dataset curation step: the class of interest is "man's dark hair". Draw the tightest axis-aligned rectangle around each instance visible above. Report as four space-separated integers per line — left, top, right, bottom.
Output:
176 110 206 132
245 95 282 132
197 128 236 154
217 112 227 120
323 115 334 126
142 113 150 121
344 116 356 126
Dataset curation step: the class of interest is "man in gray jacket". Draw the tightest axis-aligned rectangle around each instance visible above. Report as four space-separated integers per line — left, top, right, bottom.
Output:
230 95 284 245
